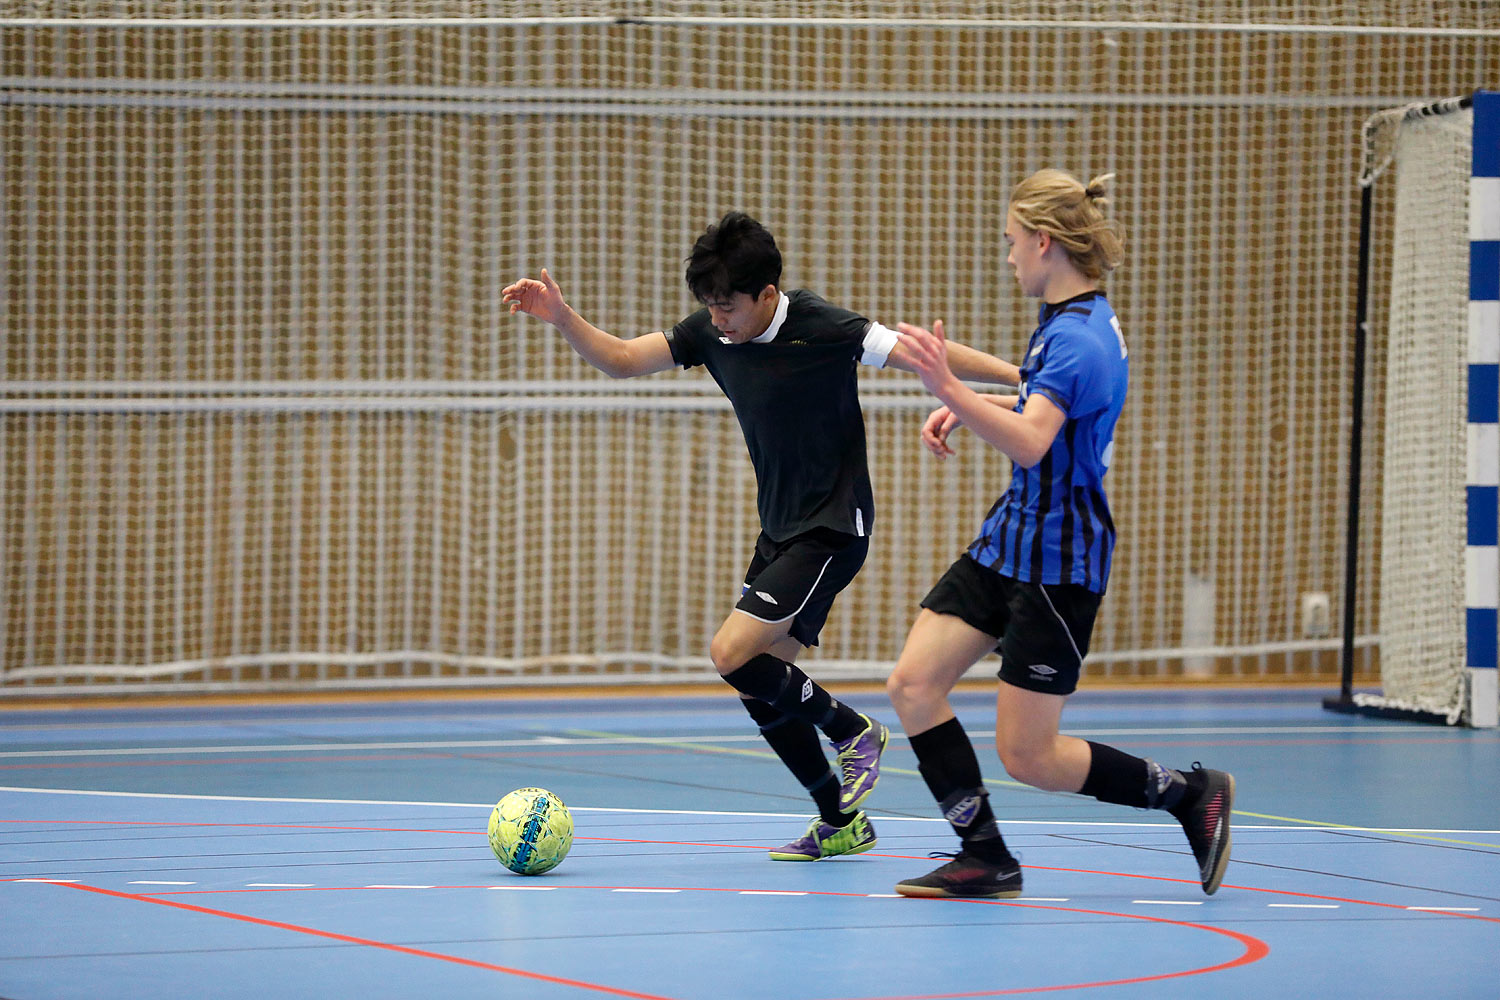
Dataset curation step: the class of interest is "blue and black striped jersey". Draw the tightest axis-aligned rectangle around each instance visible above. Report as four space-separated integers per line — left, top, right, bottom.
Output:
967 291 1128 594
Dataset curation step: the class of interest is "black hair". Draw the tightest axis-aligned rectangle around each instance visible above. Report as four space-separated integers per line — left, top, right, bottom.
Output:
684 211 783 303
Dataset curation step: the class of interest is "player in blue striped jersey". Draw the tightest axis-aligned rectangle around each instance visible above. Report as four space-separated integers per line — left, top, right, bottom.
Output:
966 285 1125 593
886 170 1236 899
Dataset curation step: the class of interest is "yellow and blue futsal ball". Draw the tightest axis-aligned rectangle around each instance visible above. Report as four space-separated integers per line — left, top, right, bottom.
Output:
488 787 574 875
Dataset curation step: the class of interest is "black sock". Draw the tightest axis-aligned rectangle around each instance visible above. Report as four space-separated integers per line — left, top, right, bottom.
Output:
1166 765 1208 818
740 697 846 826
723 653 864 743
1079 741 1187 810
909 717 1010 861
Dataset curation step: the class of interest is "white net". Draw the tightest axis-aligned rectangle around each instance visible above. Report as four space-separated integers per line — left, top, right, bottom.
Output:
1362 104 1473 723
4 3 1500 693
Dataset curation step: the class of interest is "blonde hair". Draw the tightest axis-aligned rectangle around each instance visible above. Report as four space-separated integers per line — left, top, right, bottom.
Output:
1008 169 1125 281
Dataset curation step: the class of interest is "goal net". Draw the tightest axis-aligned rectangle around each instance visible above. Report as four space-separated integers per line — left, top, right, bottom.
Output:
1357 92 1499 726
3 5 1499 695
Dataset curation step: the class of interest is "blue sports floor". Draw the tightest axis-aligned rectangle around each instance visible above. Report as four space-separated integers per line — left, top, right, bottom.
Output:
1 686 1497 999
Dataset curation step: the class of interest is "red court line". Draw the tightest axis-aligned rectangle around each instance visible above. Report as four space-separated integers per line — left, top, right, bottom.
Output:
820 898 1270 999
1198 881 1500 924
51 880 676 1000
1022 864 1500 924
136 872 1500 926
0 747 680 771
0 817 703 848
11 818 1496 924
0 817 492 836
84 880 1270 999
1109 737 1488 747
0 818 782 853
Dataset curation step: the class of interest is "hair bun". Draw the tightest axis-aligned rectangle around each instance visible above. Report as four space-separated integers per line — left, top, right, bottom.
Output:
1082 173 1115 203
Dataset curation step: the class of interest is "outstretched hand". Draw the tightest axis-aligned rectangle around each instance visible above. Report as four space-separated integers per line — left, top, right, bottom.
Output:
896 319 959 399
502 268 568 326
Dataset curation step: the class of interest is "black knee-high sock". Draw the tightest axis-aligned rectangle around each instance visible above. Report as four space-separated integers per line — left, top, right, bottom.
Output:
722 653 864 743
908 717 1011 861
1079 741 1188 810
740 698 846 826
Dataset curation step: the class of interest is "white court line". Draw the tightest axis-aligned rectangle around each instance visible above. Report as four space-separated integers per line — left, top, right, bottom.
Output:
0 785 1173 825
2 785 1498 836
4 879 1486 916
1406 906 1481 912
363 884 434 889
0 724 1448 759
15 880 1482 924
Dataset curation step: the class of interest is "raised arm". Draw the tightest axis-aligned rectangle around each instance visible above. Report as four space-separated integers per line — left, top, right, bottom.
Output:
885 323 1020 386
502 268 676 379
899 320 1062 468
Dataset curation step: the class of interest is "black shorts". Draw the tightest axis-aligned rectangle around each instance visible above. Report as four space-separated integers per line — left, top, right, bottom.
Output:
919 554 1101 696
737 528 869 648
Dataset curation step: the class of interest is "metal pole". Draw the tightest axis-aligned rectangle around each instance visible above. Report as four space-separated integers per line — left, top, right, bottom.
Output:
1324 179 1373 714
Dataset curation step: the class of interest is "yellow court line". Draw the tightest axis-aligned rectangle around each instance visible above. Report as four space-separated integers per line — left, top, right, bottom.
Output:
565 728 786 764
566 729 1048 790
565 730 1498 845
1234 809 1500 848
563 727 946 781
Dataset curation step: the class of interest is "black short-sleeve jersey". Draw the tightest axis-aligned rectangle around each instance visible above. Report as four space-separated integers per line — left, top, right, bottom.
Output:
666 289 892 542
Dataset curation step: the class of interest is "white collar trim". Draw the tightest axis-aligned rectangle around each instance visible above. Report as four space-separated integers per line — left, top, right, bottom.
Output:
749 291 790 344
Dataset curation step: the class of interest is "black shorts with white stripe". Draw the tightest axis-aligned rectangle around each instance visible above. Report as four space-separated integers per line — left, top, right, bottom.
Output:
736 527 868 648
920 554 1101 695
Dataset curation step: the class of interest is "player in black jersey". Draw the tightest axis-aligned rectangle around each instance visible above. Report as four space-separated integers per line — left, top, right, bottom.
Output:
504 211 1015 859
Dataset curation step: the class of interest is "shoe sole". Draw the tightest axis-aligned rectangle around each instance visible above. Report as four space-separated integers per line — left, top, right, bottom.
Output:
893 883 1023 899
768 838 877 862
1201 772 1235 895
839 723 890 812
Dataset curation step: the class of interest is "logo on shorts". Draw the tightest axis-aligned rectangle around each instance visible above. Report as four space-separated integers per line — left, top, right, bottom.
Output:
1029 664 1057 679
755 591 778 605
800 679 813 702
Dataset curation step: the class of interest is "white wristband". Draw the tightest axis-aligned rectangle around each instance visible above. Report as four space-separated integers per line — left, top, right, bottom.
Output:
860 322 899 368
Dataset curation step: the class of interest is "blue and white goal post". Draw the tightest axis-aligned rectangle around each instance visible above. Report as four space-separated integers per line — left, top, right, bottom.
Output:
1330 89 1498 728
1468 89 1499 728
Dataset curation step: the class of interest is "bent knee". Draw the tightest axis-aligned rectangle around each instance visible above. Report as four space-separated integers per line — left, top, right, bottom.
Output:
709 620 778 676
709 634 744 676
996 749 1042 787
886 662 943 711
995 741 1061 790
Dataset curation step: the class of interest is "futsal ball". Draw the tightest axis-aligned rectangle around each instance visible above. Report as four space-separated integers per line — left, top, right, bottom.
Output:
488 787 574 875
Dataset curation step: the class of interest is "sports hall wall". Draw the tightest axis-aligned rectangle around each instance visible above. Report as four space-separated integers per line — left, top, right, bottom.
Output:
4 2 1498 693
